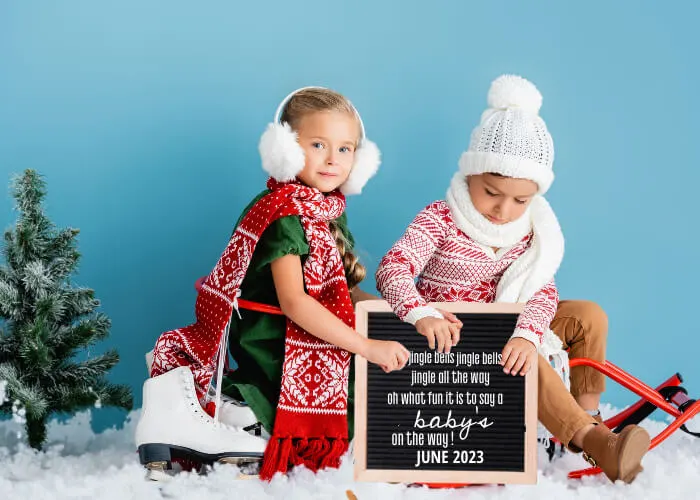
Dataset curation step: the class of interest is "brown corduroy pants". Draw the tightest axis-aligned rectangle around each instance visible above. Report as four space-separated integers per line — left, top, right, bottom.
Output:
537 300 608 447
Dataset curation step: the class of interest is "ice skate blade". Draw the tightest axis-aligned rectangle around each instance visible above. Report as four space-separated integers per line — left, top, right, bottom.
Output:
138 442 264 467
217 456 263 466
145 465 175 482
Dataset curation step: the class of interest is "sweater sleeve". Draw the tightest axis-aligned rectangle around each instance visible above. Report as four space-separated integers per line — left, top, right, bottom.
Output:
376 201 448 324
510 279 559 346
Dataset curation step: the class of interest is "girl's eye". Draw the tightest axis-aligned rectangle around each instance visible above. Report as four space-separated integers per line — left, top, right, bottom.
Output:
515 199 527 205
312 142 324 149
339 146 353 153
485 189 498 197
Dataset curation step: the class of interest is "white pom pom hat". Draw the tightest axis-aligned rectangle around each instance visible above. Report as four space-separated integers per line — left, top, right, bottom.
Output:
459 75 555 194
258 86 381 195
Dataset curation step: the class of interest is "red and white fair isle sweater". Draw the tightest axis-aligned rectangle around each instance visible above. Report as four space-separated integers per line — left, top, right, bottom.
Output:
376 200 559 347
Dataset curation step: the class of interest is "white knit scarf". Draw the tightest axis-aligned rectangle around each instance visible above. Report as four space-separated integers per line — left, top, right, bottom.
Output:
445 172 566 357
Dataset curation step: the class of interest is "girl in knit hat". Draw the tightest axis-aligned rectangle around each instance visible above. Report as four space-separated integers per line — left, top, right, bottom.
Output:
140 87 410 480
375 75 651 484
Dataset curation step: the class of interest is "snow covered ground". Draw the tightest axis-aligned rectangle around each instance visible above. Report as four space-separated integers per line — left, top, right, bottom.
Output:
0 405 699 500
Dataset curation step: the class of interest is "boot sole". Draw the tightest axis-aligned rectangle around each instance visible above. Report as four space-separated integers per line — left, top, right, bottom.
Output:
617 427 651 483
138 442 263 469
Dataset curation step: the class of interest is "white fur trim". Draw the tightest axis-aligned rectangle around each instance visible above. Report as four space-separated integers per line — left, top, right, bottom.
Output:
258 122 305 182
340 139 381 195
459 151 554 194
404 306 444 325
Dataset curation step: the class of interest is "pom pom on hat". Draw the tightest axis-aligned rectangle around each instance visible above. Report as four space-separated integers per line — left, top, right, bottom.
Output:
460 74 555 194
487 74 543 115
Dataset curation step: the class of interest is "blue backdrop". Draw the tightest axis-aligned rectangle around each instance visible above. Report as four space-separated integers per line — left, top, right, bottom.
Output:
1 1 697 431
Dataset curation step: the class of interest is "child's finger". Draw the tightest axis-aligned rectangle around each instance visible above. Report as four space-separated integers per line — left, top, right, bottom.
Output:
448 323 461 346
436 330 446 353
519 358 531 376
503 349 520 374
511 352 526 376
439 309 463 328
442 329 452 353
425 331 436 350
397 352 406 369
500 345 512 366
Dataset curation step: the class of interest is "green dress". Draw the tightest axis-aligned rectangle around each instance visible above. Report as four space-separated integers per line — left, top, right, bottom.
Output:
222 190 357 438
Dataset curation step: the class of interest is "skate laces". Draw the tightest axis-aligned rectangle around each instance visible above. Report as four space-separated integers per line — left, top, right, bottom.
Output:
213 289 242 426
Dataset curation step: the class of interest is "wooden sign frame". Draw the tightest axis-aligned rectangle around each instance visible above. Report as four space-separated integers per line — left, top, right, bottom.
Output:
354 300 537 484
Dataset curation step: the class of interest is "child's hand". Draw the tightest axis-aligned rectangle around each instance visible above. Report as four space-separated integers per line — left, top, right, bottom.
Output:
364 339 410 373
500 337 537 376
414 317 461 354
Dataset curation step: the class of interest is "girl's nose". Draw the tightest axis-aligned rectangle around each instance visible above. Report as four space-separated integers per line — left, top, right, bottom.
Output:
326 151 338 166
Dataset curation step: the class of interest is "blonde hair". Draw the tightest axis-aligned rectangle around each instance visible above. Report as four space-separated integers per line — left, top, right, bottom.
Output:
280 87 357 131
280 88 366 289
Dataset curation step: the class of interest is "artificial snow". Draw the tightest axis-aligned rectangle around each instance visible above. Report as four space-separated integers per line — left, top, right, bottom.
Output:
0 405 698 500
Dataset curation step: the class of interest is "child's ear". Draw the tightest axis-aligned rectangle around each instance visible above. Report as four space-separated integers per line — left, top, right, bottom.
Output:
340 139 381 195
259 122 305 182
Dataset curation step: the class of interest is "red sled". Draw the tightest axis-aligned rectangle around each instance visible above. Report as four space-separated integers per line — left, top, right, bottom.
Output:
558 358 700 479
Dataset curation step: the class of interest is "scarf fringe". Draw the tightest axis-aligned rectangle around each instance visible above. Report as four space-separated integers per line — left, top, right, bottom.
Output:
259 436 349 481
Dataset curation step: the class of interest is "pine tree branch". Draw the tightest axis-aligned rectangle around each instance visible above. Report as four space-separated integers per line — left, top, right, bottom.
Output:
50 379 133 413
2 230 22 277
51 350 120 386
48 255 79 283
0 279 21 320
49 313 111 359
0 325 9 362
15 222 45 265
0 264 10 283
59 288 99 322
96 382 134 411
45 228 79 265
0 362 49 420
21 260 53 300
16 319 52 369
0 321 18 364
34 292 65 326
11 170 46 220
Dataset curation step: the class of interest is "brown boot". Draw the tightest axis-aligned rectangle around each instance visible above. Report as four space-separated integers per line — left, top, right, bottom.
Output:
592 412 612 431
581 424 650 483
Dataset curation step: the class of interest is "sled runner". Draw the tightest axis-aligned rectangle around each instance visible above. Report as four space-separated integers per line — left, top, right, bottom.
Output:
562 358 700 479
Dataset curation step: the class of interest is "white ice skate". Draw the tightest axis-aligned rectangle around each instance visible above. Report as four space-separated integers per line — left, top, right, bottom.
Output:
145 350 265 436
134 366 267 479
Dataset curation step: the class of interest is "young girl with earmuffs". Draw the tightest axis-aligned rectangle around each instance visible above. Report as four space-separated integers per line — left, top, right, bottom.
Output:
137 87 410 481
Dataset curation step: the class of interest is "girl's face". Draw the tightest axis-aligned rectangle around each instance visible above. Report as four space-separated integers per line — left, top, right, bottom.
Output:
295 110 360 193
467 173 538 224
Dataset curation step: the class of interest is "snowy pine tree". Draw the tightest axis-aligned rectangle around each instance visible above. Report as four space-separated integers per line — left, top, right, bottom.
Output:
0 169 132 449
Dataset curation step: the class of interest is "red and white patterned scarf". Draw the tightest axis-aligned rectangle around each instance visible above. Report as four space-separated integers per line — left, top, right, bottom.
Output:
150 179 355 479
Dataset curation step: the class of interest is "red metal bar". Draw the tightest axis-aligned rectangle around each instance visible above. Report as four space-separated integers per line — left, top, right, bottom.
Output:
237 298 284 315
195 276 284 315
569 399 700 479
602 373 682 430
569 359 682 418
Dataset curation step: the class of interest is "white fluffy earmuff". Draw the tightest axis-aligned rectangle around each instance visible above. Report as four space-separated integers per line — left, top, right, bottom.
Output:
258 86 381 195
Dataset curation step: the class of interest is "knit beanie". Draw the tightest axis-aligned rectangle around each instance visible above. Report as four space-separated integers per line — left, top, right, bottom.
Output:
458 75 555 194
